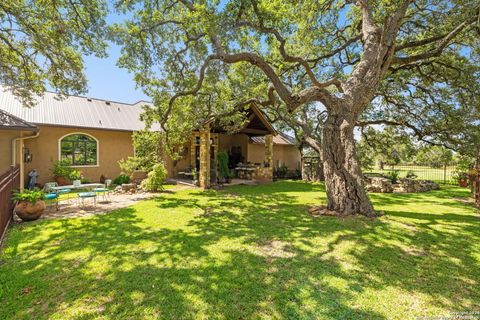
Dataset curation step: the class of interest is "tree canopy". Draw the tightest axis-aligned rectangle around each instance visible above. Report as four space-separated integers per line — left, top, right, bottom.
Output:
0 0 108 106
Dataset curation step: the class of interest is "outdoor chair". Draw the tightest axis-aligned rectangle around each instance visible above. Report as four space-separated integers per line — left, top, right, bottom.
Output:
77 192 97 207
93 179 112 202
43 193 59 211
43 182 72 199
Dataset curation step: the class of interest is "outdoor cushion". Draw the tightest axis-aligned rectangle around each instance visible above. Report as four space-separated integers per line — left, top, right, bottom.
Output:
58 188 71 194
93 188 108 192
78 192 96 198
44 193 58 200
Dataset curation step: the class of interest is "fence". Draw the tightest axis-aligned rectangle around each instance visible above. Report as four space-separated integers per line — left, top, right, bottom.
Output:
368 163 458 185
0 166 20 243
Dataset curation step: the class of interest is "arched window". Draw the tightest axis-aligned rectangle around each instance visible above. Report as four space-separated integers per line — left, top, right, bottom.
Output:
59 133 98 166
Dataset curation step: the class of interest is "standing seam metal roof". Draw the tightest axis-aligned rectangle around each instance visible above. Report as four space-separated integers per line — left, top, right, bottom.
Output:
0 87 154 131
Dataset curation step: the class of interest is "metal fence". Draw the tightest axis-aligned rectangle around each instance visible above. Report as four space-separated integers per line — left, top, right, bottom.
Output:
0 165 20 244
368 163 458 185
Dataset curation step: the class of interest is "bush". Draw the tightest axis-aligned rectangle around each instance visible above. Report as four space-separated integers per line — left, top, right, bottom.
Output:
118 156 139 178
274 165 289 179
385 170 400 184
405 170 417 179
12 188 45 204
141 163 167 191
51 159 73 178
217 151 230 180
68 169 82 181
113 174 130 185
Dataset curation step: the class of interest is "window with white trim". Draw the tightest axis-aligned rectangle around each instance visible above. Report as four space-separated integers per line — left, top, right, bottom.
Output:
60 134 98 165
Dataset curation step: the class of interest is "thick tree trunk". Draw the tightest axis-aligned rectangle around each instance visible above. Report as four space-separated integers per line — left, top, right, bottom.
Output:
322 113 376 217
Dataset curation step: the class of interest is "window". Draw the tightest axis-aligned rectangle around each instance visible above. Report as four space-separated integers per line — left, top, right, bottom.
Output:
60 134 98 166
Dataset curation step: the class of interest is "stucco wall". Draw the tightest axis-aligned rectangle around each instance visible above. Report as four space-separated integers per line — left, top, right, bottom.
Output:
247 143 301 170
0 130 23 174
23 125 134 185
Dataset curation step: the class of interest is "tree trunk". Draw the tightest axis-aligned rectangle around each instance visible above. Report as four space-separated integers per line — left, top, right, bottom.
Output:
322 113 376 216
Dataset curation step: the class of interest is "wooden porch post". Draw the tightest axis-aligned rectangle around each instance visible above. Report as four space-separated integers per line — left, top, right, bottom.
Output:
199 124 211 188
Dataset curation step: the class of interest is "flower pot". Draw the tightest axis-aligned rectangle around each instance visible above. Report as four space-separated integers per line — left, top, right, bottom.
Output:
14 200 46 221
459 179 468 188
55 176 68 186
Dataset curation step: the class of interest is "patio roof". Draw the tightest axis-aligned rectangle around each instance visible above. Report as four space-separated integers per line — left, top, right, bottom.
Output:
0 109 38 131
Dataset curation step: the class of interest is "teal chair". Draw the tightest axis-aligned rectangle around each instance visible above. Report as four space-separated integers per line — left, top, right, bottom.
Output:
93 179 112 202
43 193 59 211
78 192 97 207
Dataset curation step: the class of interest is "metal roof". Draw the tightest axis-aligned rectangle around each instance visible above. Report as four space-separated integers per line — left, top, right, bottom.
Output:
250 132 296 145
0 86 154 131
0 109 38 131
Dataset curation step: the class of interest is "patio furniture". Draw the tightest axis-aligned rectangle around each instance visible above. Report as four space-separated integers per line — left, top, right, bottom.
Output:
43 182 72 204
77 192 97 207
43 193 59 211
50 183 104 192
93 181 111 202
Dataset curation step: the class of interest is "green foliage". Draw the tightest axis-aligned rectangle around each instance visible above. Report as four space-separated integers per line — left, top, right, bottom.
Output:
415 146 453 168
113 175 130 185
405 170 417 179
51 160 75 179
385 170 400 184
118 157 140 178
357 127 417 168
119 131 164 175
68 169 82 181
0 0 107 106
12 188 45 204
274 165 289 179
217 151 230 180
140 163 167 191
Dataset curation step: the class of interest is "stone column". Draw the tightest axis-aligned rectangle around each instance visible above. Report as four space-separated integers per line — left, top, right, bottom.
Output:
265 134 273 168
199 124 211 188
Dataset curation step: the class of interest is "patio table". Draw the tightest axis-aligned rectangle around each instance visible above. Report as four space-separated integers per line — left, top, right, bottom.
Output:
50 183 104 191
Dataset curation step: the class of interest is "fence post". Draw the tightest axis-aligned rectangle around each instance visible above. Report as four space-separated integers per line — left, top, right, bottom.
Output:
443 163 447 184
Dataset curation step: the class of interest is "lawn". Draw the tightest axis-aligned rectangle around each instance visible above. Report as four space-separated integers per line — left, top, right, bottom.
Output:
1 181 479 319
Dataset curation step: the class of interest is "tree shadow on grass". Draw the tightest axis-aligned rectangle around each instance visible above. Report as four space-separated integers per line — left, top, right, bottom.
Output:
0 181 479 319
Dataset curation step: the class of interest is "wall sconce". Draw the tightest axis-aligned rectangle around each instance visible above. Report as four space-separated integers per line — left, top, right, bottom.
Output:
23 148 33 163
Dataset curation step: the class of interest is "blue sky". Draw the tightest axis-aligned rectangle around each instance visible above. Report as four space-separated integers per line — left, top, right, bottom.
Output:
82 44 150 104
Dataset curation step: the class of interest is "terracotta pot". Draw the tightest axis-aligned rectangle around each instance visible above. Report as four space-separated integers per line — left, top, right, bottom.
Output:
55 176 68 186
15 200 46 221
459 179 468 188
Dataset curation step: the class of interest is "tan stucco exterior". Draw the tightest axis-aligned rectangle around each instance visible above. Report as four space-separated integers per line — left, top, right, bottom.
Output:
22 125 134 185
247 143 301 171
0 130 22 174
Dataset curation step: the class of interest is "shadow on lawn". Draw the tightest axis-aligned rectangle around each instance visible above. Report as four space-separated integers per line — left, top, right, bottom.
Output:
1 181 479 319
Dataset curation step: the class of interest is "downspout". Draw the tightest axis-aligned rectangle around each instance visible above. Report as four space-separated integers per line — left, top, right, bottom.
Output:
12 131 40 189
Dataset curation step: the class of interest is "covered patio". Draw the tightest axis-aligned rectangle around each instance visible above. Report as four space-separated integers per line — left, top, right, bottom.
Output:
172 104 277 188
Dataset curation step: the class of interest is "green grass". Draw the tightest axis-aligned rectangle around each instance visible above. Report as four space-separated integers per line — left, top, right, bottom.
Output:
1 181 479 319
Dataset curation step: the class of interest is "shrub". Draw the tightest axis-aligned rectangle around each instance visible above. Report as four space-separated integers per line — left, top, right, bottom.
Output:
12 188 45 204
51 159 73 178
113 174 130 185
274 165 289 179
217 151 230 180
141 163 167 191
405 170 417 179
118 156 140 178
68 169 82 181
385 170 400 184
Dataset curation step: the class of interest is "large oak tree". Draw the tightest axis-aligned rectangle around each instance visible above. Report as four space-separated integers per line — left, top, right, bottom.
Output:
0 0 107 106
112 0 480 216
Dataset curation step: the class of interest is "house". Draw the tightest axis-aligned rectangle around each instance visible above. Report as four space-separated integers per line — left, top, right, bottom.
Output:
0 87 301 188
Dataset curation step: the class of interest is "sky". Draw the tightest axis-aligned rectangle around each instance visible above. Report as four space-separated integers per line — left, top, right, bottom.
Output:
81 44 150 104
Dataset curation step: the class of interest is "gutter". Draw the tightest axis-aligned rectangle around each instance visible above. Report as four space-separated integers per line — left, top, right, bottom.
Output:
11 131 40 166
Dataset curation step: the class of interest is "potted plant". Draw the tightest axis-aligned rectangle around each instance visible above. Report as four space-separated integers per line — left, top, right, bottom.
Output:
12 188 46 221
454 172 469 187
217 151 231 184
68 169 82 186
51 159 73 185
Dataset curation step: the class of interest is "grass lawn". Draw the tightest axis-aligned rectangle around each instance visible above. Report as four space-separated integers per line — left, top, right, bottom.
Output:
1 181 479 319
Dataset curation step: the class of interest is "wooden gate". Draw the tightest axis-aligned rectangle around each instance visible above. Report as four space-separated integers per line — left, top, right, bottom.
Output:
0 166 20 243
